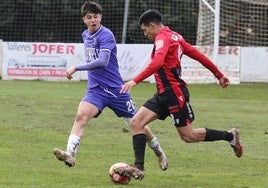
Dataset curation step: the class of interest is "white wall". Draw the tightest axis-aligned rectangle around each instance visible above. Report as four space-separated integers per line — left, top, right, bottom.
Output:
0 40 2 78
240 47 268 82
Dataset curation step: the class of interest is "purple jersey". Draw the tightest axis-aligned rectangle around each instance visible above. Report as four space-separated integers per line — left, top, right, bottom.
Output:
82 25 124 89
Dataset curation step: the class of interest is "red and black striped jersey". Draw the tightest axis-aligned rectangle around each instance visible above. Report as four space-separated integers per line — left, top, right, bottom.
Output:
133 26 224 93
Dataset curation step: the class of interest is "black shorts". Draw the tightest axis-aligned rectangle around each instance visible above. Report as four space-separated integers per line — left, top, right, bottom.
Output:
143 85 195 127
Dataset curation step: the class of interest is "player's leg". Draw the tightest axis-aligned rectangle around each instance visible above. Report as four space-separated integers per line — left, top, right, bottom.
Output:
176 125 243 157
115 93 172 179
145 127 168 170
53 101 99 167
171 85 243 157
123 117 168 170
54 89 105 167
70 101 99 138
176 124 229 143
115 106 157 180
111 89 168 170
131 107 161 170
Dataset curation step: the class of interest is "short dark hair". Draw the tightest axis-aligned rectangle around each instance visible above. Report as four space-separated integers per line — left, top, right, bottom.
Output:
138 9 163 26
81 1 102 17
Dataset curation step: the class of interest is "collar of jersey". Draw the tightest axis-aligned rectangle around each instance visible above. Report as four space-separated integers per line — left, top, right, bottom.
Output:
88 25 103 37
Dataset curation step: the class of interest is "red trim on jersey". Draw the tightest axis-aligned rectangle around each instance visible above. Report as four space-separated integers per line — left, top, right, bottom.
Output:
133 26 224 93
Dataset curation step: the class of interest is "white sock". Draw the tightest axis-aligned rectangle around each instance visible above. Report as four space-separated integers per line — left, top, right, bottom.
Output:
147 136 160 149
67 134 80 155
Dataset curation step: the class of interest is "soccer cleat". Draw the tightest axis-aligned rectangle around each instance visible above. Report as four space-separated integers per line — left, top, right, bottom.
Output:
158 152 168 170
53 148 75 167
114 165 145 180
153 146 168 170
228 128 243 158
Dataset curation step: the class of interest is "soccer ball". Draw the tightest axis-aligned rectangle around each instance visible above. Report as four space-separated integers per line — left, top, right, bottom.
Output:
109 162 131 185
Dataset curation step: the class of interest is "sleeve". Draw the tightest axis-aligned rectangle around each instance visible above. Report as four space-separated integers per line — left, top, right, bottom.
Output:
181 39 224 80
133 35 169 84
99 29 116 51
76 50 110 70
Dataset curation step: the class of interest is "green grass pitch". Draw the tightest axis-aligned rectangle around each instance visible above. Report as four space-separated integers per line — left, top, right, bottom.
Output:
0 80 267 188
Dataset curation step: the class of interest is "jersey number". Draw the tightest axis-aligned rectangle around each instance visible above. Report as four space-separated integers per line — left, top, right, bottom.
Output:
126 99 136 112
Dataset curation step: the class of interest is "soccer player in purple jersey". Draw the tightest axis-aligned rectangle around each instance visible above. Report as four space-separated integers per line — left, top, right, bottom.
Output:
53 1 168 170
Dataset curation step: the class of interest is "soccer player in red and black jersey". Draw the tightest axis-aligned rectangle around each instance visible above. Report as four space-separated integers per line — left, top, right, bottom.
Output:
115 9 243 180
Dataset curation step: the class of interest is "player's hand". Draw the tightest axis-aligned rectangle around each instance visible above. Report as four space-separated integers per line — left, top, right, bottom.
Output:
66 67 76 80
120 80 137 93
219 76 229 88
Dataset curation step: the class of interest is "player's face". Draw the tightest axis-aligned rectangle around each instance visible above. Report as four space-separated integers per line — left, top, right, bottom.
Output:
140 23 157 41
82 13 102 33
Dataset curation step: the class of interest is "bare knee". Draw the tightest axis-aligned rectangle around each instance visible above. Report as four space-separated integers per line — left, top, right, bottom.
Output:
130 117 139 129
75 110 89 125
130 117 146 134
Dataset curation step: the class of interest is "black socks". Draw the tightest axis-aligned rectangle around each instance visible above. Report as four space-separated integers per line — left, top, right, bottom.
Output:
205 128 233 141
133 133 146 170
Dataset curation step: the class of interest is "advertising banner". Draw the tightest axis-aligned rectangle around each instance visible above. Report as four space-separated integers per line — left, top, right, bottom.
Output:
2 42 240 84
181 46 240 84
2 42 84 81
117 45 240 84
117 44 154 82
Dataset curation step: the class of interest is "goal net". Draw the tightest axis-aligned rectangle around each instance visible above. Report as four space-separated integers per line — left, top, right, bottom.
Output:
0 0 199 44
197 0 268 46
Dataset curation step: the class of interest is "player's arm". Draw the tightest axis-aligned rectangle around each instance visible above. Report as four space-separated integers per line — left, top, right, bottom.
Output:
76 49 110 70
182 40 229 88
66 31 114 80
65 50 110 80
